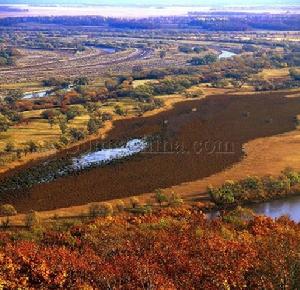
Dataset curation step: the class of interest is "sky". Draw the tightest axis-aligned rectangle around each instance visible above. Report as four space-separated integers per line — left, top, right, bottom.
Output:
0 0 299 6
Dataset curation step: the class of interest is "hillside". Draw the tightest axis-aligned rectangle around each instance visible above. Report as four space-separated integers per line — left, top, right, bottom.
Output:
0 205 300 288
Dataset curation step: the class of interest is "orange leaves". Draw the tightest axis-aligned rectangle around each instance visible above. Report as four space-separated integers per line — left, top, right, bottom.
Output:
1 208 300 288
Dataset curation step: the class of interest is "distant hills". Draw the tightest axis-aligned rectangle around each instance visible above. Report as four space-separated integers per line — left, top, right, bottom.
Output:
0 0 299 7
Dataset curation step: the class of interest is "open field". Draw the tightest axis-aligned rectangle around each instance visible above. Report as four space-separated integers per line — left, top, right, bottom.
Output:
0 99 138 151
0 47 156 85
257 68 294 80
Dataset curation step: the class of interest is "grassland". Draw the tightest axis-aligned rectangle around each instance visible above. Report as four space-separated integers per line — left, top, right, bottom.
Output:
257 68 293 80
0 98 142 151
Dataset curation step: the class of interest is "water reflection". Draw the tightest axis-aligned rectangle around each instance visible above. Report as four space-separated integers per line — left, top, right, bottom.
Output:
72 139 148 169
219 50 237 59
249 195 300 222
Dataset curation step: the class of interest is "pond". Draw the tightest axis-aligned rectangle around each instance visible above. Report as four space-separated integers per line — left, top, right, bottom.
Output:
219 50 237 59
249 195 300 222
208 193 300 223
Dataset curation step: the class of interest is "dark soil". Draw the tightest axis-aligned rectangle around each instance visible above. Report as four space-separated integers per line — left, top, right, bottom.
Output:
1 92 300 212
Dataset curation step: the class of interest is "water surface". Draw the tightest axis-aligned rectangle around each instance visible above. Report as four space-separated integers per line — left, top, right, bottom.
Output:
72 139 147 169
219 50 237 59
249 195 300 222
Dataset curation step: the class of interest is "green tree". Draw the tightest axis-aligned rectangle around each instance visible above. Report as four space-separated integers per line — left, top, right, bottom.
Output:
69 128 86 141
26 140 39 153
0 113 10 132
155 189 168 206
4 142 15 153
74 76 89 86
160 50 167 59
87 118 100 135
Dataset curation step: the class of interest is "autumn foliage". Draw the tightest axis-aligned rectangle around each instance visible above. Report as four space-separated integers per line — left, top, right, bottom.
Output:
0 206 300 289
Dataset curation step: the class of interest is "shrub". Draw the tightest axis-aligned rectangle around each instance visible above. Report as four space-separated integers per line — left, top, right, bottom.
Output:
65 106 84 121
25 210 39 229
223 206 255 227
59 135 69 145
101 112 113 122
89 203 113 217
69 128 86 141
1 216 10 228
189 54 217 66
168 192 184 207
262 176 291 195
0 113 10 132
129 205 152 215
208 181 240 205
282 168 300 186
114 105 127 116
26 140 39 153
115 200 125 212
4 142 15 153
155 189 168 206
87 118 101 135
130 197 141 208
0 204 17 216
41 109 60 120
240 176 264 200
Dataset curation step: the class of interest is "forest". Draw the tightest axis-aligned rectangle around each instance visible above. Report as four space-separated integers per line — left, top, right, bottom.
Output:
0 204 300 289
0 13 300 31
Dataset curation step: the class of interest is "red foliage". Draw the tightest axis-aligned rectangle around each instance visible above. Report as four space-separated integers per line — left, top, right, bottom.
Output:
0 208 300 288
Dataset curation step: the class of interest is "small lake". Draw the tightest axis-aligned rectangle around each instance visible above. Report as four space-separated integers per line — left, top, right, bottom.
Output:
219 50 237 59
208 195 300 223
249 195 300 222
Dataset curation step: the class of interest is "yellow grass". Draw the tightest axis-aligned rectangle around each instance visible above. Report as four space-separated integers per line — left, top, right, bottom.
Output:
0 81 42 93
257 68 291 79
132 79 158 88
0 100 136 151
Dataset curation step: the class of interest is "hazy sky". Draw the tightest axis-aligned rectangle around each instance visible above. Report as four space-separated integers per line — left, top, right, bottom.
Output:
1 0 299 6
